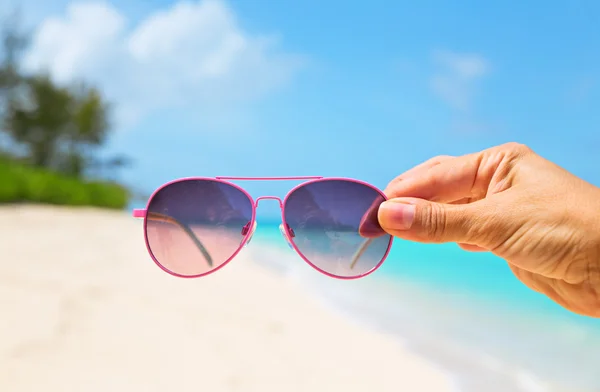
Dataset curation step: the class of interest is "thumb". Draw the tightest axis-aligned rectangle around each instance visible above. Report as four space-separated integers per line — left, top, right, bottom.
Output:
378 197 487 245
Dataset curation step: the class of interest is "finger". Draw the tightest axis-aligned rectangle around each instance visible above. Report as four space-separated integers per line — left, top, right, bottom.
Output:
450 197 472 205
358 159 457 238
508 265 544 294
378 197 493 245
384 151 494 203
458 243 488 252
508 265 599 317
390 155 455 181
384 155 455 192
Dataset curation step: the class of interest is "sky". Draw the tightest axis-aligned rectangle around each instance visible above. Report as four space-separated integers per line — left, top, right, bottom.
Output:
1 0 599 216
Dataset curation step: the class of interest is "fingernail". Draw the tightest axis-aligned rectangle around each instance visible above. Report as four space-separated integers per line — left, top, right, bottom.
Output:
380 201 415 230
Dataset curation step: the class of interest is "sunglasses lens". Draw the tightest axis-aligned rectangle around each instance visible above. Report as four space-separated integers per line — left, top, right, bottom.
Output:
283 179 391 278
145 179 253 277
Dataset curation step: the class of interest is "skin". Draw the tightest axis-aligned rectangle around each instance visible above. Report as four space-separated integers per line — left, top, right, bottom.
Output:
376 142 600 318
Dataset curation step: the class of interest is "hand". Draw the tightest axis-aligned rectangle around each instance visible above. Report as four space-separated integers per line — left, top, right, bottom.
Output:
377 142 600 318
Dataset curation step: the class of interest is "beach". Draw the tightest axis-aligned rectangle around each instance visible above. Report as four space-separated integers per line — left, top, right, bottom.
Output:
0 205 456 392
3 205 600 392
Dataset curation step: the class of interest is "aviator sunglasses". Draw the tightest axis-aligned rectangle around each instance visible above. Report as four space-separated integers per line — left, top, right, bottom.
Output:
133 176 394 279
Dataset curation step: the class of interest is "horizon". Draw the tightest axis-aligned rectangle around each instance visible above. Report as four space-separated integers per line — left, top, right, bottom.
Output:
2 0 599 219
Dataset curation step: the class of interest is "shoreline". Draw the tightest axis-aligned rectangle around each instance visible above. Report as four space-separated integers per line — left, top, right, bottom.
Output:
246 235 600 392
1 204 457 392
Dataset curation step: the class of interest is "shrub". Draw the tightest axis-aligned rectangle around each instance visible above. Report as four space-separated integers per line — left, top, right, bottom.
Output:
0 158 130 209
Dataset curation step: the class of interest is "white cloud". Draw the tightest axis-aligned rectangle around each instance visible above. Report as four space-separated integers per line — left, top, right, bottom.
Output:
429 49 490 111
22 0 306 129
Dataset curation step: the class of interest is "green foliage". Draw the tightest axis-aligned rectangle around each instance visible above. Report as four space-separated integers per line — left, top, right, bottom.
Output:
4 74 113 176
4 74 73 167
0 158 129 209
0 10 133 209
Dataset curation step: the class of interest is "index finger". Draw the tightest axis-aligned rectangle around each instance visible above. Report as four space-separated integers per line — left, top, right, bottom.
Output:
358 155 455 237
384 151 491 203
384 155 455 192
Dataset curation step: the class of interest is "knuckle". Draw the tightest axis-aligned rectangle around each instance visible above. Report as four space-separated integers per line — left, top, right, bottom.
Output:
500 141 534 156
420 203 447 242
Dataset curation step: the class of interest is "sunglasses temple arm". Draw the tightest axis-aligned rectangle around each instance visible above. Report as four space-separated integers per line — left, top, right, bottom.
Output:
350 237 374 270
145 212 214 268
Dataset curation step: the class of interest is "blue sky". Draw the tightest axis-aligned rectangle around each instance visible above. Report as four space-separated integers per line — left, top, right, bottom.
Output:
2 0 599 216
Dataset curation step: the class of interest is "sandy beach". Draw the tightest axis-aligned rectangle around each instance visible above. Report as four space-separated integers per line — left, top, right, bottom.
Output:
0 205 456 392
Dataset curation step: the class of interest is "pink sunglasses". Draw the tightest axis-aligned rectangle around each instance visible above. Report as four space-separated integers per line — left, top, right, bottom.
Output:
132 176 394 280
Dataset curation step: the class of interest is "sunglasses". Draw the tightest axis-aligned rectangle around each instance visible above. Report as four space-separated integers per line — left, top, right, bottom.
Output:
132 176 393 279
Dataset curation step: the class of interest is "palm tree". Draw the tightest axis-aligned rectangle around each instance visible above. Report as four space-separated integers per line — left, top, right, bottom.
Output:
61 82 111 177
3 75 112 177
0 10 128 181
4 74 73 168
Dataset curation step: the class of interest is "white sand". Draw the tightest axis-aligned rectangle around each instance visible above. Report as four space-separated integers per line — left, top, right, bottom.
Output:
0 205 456 392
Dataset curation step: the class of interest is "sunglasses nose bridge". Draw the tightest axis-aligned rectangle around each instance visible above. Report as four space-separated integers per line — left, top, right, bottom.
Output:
254 195 283 209
242 196 282 249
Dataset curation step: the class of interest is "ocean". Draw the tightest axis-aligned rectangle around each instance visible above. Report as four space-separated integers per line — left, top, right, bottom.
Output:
246 218 600 392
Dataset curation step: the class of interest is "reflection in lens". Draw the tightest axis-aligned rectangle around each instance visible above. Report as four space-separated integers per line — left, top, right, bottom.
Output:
283 180 392 277
145 179 253 276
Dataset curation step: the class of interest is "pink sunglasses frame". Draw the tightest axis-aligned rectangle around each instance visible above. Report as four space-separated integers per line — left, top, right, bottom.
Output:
132 176 394 280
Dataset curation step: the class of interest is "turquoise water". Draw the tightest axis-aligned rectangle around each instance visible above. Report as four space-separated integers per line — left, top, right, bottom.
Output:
248 218 600 391
253 218 597 326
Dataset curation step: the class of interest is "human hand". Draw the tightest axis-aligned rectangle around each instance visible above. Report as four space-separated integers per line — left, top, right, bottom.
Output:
377 142 600 318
